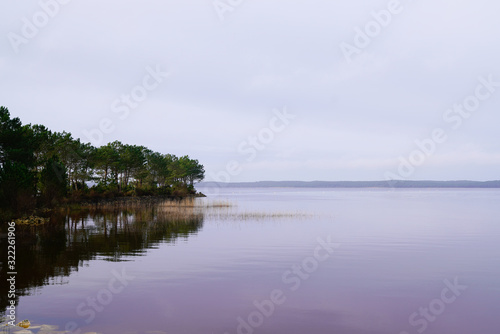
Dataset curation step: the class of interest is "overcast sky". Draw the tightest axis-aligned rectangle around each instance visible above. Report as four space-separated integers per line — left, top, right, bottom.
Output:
1 0 499 182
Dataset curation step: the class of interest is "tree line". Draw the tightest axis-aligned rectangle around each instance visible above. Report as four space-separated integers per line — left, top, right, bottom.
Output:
0 107 205 216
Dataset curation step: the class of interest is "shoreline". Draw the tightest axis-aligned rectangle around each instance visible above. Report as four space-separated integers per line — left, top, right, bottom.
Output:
1 192 206 223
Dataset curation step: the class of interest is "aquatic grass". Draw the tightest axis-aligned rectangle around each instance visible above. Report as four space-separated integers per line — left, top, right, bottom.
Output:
13 216 49 226
160 198 234 208
51 198 231 223
70 197 235 211
205 210 312 221
53 197 309 225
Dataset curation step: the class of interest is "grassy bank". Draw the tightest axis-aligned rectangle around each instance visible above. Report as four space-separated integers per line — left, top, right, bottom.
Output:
0 190 206 223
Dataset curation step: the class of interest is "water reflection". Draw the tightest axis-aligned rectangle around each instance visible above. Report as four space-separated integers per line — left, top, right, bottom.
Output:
3 189 498 333
0 199 204 315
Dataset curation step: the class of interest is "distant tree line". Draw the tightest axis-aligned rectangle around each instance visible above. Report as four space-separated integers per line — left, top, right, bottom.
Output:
0 107 205 216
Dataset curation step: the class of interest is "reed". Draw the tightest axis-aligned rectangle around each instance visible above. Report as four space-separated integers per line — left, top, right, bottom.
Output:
159 198 234 209
205 210 311 221
53 198 309 225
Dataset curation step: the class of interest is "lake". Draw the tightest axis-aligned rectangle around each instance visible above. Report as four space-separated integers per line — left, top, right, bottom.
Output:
1 188 499 333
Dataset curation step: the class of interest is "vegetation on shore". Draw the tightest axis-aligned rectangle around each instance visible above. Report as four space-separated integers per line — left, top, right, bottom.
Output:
0 106 205 220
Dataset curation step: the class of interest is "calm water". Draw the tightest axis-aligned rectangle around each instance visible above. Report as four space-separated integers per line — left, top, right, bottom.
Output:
1 188 500 333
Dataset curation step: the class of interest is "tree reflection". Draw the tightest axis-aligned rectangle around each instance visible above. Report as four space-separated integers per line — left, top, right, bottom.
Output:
0 199 203 315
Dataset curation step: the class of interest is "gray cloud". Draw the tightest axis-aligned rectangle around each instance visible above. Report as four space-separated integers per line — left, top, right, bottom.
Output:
1 0 499 181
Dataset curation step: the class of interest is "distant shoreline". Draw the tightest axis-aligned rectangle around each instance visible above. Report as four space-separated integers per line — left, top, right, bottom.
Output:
197 180 500 189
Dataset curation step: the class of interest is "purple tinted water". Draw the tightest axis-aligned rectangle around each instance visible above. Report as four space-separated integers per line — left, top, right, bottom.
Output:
7 188 500 333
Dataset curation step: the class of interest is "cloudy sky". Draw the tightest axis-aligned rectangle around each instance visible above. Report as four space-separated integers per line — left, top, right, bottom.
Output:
1 0 499 182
